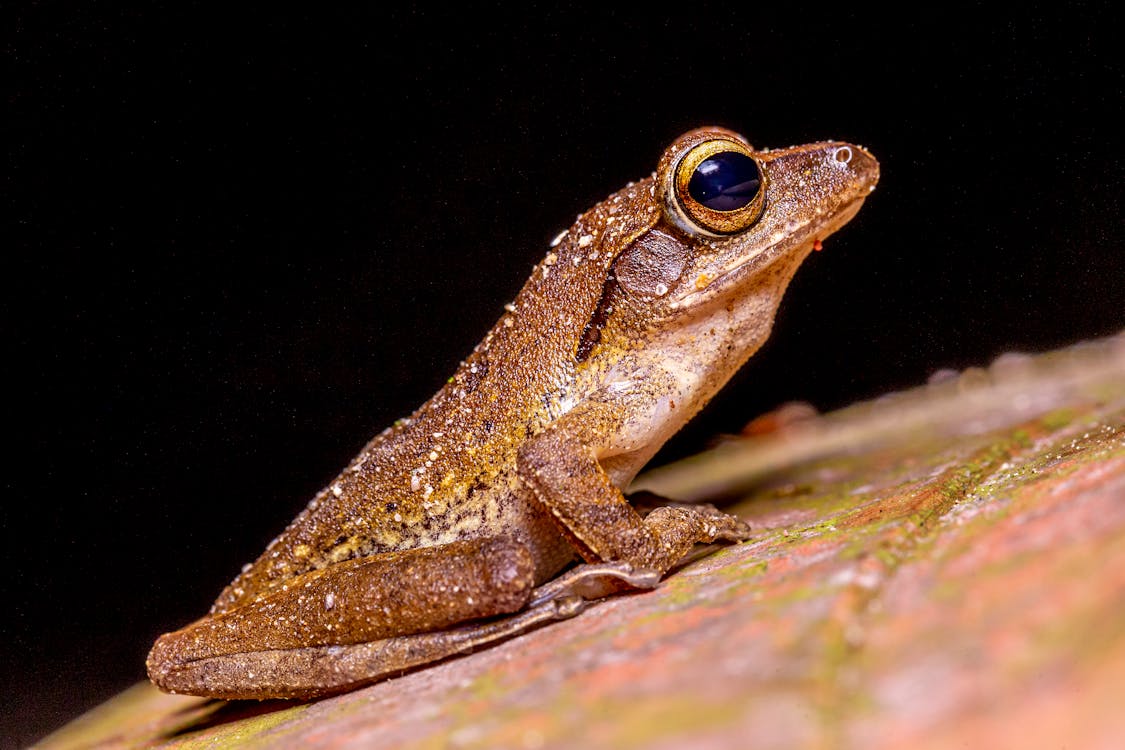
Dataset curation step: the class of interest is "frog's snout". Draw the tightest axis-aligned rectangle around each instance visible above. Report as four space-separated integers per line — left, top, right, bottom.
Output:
830 142 880 194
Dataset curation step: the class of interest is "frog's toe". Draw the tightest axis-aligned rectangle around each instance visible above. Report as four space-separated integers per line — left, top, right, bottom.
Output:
690 504 752 541
714 519 753 542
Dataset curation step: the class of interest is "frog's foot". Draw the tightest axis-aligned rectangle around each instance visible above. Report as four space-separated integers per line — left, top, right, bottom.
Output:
528 561 660 607
648 501 753 543
630 491 752 543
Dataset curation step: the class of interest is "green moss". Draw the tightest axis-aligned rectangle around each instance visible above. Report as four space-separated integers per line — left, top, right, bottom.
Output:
743 559 769 578
172 703 308 749
1040 408 1077 431
657 575 716 609
464 671 506 702
799 519 843 538
872 545 898 568
595 692 742 747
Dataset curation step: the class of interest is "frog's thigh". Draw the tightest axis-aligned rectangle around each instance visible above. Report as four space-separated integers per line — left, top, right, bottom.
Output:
147 537 536 699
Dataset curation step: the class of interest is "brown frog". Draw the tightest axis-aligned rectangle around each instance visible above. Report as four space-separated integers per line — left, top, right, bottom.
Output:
148 127 879 699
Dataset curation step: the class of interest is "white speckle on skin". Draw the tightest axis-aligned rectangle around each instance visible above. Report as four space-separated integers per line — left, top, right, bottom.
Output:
410 475 421 492
605 378 635 394
325 592 335 610
394 512 403 523
331 484 343 497
549 229 567 247
544 251 558 266
504 303 516 313
578 234 594 247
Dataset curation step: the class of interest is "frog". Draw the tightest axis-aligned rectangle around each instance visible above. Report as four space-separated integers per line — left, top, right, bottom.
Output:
147 127 879 700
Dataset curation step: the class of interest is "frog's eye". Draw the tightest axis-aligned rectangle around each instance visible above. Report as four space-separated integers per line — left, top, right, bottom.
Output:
664 135 767 237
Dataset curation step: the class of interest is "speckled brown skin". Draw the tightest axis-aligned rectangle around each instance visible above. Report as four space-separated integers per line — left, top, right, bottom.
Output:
148 128 879 699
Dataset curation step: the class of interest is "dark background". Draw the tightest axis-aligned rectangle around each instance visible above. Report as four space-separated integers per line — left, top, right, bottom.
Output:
6 4 1122 744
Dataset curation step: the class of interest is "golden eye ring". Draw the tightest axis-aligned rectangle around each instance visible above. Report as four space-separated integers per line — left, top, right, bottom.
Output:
660 129 767 237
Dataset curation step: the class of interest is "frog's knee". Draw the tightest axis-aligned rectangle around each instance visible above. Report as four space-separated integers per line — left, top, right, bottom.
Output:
146 619 207 691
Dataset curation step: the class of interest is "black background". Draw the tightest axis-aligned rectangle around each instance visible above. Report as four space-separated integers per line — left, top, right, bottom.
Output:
6 4 1122 744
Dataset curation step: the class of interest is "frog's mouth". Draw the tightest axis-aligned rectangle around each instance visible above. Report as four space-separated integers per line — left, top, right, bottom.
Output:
669 195 868 310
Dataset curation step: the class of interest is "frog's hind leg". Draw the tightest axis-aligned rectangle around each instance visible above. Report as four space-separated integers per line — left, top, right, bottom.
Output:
153 586 598 701
148 537 538 699
147 538 657 700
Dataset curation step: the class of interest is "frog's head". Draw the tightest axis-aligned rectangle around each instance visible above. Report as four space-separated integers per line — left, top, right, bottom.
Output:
602 127 878 357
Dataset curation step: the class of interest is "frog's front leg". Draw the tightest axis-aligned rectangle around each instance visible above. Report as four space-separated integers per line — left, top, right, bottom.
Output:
518 397 752 578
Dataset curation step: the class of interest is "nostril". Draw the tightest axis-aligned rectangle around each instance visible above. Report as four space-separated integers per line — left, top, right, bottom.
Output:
833 145 853 164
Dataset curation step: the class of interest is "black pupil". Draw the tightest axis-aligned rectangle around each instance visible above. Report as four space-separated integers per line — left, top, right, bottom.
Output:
687 151 761 211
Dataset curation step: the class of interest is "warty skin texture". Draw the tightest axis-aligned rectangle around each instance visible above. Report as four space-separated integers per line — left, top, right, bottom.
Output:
148 128 878 699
